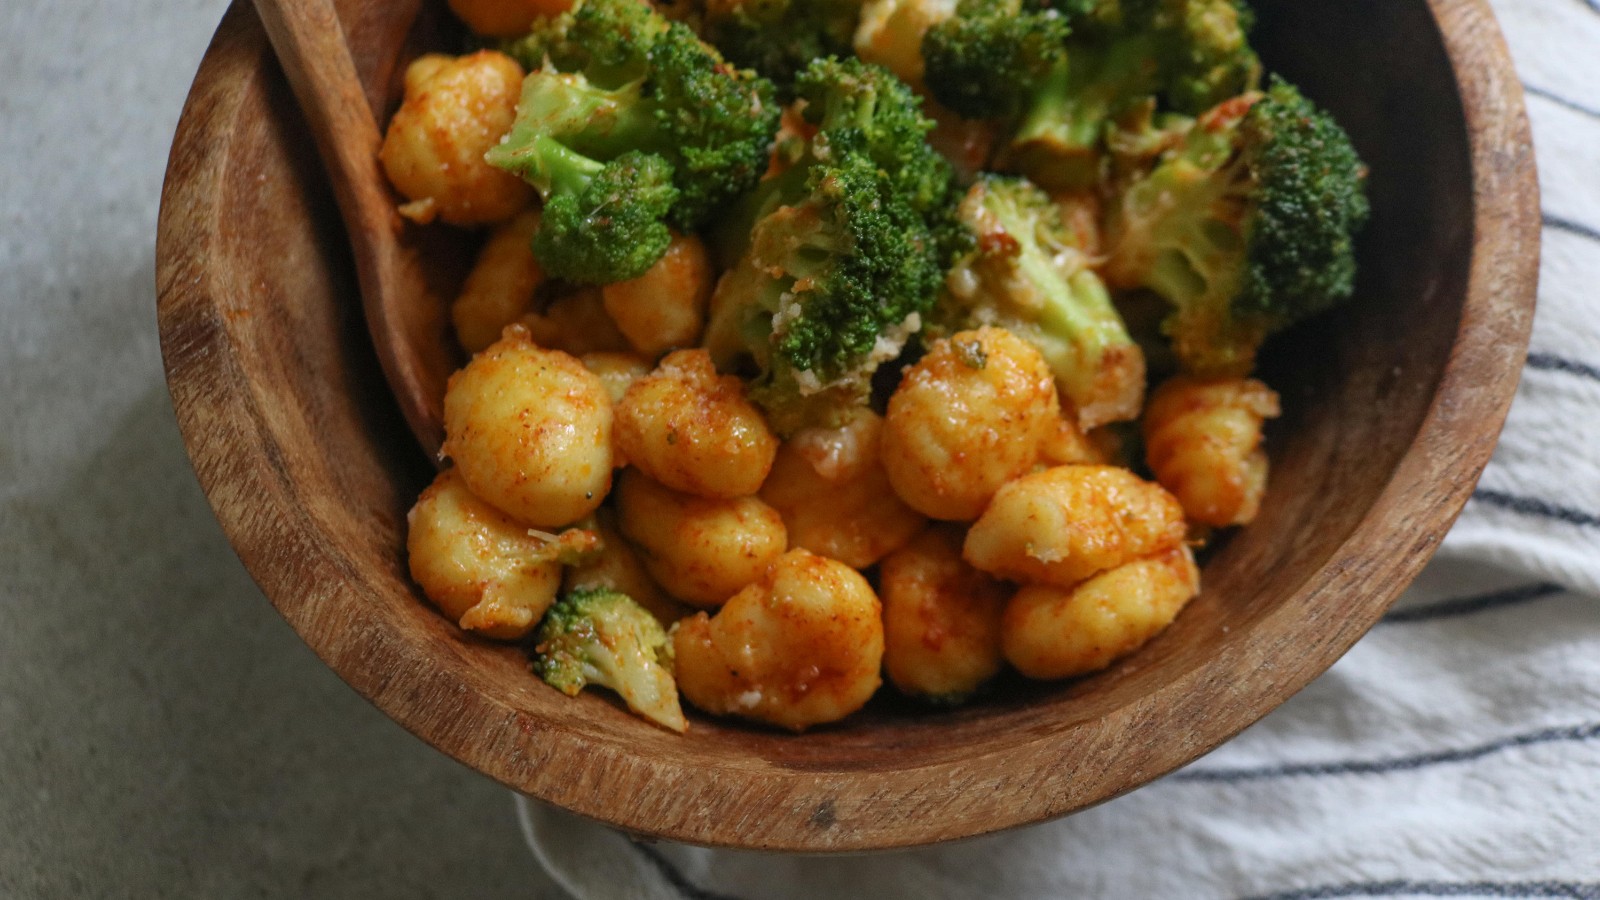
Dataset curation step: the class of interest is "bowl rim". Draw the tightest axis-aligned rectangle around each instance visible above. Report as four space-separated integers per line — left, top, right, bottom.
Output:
156 0 1540 852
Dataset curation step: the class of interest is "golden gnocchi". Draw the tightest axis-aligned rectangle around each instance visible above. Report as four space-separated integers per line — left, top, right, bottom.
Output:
882 327 1061 521
880 526 1009 702
1002 545 1200 680
614 349 779 499
447 0 572 38
1144 375 1281 527
613 468 787 608
758 411 925 568
963 464 1187 587
378 51 531 226
441 328 613 528
673 548 885 731
600 233 714 357
406 468 563 640
452 210 544 354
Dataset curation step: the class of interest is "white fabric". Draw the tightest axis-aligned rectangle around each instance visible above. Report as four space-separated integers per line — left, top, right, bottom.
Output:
518 1 1600 895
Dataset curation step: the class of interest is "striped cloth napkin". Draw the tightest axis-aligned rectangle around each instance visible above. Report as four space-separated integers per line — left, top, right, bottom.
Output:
516 0 1600 895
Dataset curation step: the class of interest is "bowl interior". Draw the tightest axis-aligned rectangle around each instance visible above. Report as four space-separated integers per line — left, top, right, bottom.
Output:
157 0 1536 850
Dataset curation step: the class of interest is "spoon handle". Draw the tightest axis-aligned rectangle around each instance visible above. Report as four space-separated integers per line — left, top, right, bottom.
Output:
252 0 391 239
251 0 450 458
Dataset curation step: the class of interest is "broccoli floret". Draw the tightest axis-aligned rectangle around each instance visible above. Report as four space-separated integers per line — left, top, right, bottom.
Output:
919 0 1070 122
529 150 681 285
703 58 961 434
487 0 779 283
533 588 688 733
1102 78 1369 375
1155 0 1259 114
936 175 1146 427
702 0 865 95
921 0 1157 188
707 154 945 433
794 57 964 222
921 0 1258 189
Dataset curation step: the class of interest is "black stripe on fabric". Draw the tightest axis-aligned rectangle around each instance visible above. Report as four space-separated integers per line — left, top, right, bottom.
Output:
1546 214 1600 244
1174 722 1600 783
1380 582 1563 624
1525 352 1600 383
632 843 748 900
1471 489 1600 528
1523 83 1600 121
1245 879 1600 900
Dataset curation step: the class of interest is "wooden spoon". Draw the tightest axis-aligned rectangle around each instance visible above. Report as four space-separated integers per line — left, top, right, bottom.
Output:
253 0 451 460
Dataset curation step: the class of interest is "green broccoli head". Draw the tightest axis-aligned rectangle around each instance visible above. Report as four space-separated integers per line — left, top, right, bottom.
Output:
920 0 1257 189
533 588 688 733
792 56 960 220
500 0 664 84
1103 77 1369 375
500 9 584 73
1153 0 1260 114
919 0 1071 121
702 0 865 95
706 154 945 434
487 0 779 283
703 58 961 434
645 23 785 223
922 0 1164 189
937 175 1146 427
532 151 681 286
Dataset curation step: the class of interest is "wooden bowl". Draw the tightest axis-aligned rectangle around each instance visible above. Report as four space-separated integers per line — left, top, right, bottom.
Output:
156 0 1539 851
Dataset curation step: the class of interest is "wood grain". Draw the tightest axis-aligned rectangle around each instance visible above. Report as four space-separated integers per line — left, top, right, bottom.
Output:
156 0 1539 851
252 0 456 457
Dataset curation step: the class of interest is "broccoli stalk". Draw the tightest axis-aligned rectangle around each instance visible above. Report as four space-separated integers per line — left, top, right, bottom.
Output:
1003 33 1164 189
487 0 779 284
704 57 963 434
937 175 1146 428
533 588 688 733
1102 78 1370 375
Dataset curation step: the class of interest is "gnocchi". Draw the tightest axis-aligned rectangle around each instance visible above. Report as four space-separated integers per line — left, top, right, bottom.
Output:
520 288 633 357
441 328 613 528
882 327 1061 521
579 352 652 405
880 526 1009 702
614 349 779 499
406 468 563 640
600 233 714 357
1144 375 1281 527
447 0 572 38
378 51 531 226
452 210 544 354
758 411 925 568
673 548 885 731
613 468 787 607
964 464 1187 587
1036 414 1107 467
1002 545 1200 680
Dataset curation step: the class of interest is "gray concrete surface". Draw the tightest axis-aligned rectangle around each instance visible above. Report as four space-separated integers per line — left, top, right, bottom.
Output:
0 1 564 896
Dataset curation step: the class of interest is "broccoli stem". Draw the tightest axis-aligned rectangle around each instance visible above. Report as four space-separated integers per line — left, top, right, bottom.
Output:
1008 35 1161 189
1038 269 1131 357
515 135 608 198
